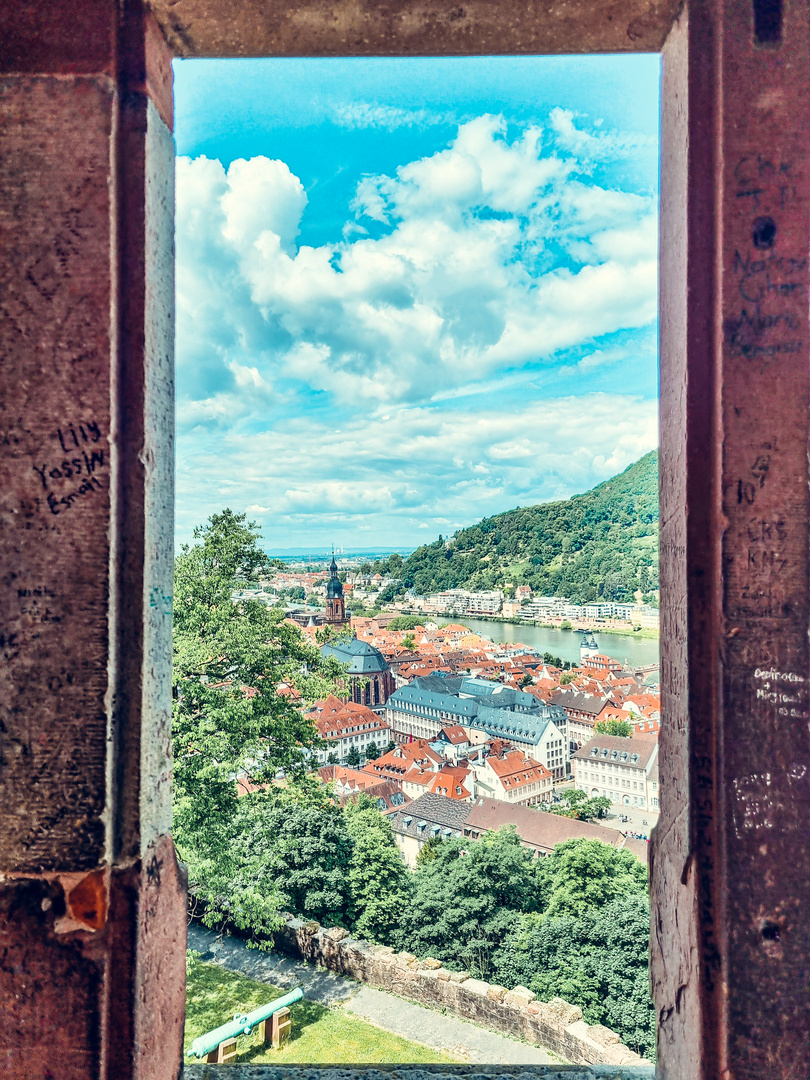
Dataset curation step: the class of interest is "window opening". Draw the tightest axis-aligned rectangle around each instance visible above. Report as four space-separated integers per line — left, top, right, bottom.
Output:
174 53 660 1069
754 0 783 44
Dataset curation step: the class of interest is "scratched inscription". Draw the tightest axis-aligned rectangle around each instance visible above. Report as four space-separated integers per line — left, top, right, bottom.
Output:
732 763 808 837
724 155 806 363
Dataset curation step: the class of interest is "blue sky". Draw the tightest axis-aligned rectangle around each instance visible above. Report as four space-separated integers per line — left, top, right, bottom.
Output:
174 57 660 550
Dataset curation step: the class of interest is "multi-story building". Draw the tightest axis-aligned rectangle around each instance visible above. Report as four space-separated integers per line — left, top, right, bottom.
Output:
471 749 553 806
429 724 472 764
571 734 660 813
469 704 569 780
362 739 443 785
549 688 619 749
316 764 411 812
319 637 396 713
385 792 471 868
311 698 392 764
386 674 570 779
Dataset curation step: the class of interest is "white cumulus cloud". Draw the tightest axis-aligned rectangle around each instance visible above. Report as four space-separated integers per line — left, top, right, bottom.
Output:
175 112 658 544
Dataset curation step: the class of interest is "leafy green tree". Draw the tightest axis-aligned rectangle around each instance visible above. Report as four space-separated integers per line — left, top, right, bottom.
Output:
254 798 354 926
542 838 648 918
541 789 610 823
401 634 416 650
172 509 345 937
345 799 412 944
594 718 633 737
415 835 445 865
346 746 361 767
397 828 539 978
316 623 353 645
559 670 577 685
327 752 339 765
387 615 424 631
377 583 403 605
587 795 611 819
365 741 380 760
383 741 396 755
493 896 654 1058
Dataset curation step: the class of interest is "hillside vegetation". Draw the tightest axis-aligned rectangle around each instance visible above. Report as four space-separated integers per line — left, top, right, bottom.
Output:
399 451 658 605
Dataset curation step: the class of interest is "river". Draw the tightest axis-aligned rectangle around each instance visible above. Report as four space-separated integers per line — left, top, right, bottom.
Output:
448 617 659 672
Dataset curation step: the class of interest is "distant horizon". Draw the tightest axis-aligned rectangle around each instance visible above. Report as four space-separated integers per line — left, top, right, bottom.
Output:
174 56 659 548
264 546 416 559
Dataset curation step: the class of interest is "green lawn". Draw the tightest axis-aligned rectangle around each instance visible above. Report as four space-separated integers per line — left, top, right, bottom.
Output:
185 952 457 1065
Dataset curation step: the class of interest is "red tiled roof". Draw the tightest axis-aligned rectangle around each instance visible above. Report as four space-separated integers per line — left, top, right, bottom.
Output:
364 740 442 779
485 751 552 791
437 724 470 744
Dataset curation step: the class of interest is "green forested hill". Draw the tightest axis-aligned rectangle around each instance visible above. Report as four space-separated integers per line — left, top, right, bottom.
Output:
400 451 659 605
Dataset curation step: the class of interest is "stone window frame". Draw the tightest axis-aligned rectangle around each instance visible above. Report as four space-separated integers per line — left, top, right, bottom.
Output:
4 0 809 1076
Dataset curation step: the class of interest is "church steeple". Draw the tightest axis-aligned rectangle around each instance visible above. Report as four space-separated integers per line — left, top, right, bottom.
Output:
325 545 346 626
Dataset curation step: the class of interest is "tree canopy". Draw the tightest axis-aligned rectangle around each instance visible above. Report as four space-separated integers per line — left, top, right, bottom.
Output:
594 718 633 737
540 788 611 823
540 838 648 917
492 896 655 1058
386 615 426 631
396 827 540 978
172 510 346 937
345 798 412 945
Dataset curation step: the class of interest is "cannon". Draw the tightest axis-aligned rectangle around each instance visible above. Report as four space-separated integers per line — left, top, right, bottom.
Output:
189 986 304 1061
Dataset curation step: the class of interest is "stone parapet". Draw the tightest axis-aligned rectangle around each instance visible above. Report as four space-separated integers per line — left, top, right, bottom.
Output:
275 916 649 1068
184 1065 655 1079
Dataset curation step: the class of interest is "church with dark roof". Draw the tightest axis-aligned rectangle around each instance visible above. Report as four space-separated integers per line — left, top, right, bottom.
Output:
320 637 395 714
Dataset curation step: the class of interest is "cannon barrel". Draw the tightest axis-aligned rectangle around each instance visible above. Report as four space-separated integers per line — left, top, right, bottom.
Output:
189 986 304 1059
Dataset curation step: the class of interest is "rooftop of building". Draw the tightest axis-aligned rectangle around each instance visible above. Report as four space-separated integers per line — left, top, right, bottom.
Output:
485 751 552 785
384 790 471 837
463 797 634 854
572 733 659 769
434 724 471 744
549 688 615 714
320 636 390 674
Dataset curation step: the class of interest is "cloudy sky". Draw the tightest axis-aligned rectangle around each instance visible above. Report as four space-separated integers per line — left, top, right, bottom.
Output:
173 57 660 552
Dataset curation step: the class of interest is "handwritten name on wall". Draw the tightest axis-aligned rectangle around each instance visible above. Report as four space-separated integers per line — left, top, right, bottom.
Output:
31 420 107 515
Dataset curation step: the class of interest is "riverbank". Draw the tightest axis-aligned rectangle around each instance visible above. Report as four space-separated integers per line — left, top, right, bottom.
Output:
430 617 660 670
436 616 659 642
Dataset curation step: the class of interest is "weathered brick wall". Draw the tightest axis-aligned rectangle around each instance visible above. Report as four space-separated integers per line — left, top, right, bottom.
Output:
276 917 648 1068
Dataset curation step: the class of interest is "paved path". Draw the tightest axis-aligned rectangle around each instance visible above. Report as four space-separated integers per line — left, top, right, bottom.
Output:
188 924 557 1065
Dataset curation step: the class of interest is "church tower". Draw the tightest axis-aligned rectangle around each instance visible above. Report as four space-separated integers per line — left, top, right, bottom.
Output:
325 549 347 626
